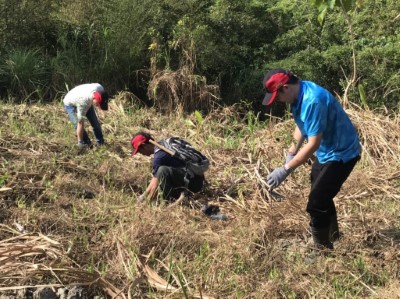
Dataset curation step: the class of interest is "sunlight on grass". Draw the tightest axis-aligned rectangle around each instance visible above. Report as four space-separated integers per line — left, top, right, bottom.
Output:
0 100 399 298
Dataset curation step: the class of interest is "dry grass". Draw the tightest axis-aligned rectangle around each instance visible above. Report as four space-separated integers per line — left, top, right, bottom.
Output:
147 66 220 115
0 98 399 298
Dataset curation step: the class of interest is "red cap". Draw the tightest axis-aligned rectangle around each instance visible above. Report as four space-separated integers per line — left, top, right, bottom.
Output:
262 70 291 105
131 135 148 156
93 91 102 107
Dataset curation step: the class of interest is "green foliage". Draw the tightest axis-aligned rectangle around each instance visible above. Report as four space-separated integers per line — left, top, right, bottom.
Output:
311 0 362 25
194 110 204 125
358 83 368 110
0 0 398 111
100 0 154 89
192 0 276 102
0 0 59 50
0 49 51 101
355 44 400 109
0 175 8 187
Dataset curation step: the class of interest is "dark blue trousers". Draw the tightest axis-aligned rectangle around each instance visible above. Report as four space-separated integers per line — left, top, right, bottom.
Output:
64 104 104 145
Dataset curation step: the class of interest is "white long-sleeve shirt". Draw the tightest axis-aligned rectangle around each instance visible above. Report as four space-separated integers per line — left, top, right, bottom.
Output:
63 83 104 121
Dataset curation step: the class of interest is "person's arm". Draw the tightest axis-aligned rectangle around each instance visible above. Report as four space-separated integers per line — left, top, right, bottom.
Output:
139 177 159 201
267 132 322 189
285 133 322 171
288 126 306 154
76 121 84 143
285 126 306 164
75 101 91 144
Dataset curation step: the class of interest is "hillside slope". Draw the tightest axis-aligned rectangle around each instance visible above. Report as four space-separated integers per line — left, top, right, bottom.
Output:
0 99 399 298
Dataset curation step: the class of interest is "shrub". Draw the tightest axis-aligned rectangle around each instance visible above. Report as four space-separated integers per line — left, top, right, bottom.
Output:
0 49 52 102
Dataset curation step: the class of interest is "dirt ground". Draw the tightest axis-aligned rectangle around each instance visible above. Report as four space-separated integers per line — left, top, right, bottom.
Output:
1 102 399 298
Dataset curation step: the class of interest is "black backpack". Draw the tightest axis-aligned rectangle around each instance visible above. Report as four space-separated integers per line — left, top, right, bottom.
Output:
157 137 209 176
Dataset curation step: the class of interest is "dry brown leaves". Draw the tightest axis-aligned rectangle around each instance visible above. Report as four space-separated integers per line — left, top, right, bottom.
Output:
0 225 123 298
147 66 220 114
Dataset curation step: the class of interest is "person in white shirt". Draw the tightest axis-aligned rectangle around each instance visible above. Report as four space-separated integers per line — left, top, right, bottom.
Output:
63 83 109 147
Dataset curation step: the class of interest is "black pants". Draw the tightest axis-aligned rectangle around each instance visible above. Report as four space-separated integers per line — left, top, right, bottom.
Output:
155 166 204 200
307 155 360 229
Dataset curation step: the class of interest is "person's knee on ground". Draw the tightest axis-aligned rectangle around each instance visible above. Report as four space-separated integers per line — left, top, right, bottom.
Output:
187 174 205 194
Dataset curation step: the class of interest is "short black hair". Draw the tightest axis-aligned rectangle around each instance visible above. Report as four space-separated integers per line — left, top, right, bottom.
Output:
99 91 109 110
286 72 299 84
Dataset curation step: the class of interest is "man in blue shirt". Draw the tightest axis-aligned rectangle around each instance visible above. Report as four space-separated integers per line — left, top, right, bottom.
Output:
263 68 361 250
131 132 205 202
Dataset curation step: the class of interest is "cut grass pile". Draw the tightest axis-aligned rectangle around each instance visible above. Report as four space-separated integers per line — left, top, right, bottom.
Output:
0 97 399 298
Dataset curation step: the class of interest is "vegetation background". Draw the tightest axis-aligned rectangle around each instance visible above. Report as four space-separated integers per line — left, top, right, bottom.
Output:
0 0 399 112
0 0 399 298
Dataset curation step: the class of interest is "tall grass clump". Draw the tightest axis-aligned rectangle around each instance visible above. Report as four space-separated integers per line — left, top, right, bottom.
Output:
0 48 51 102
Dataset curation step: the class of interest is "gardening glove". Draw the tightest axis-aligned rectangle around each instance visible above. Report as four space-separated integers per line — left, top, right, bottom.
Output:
267 166 292 189
285 152 296 164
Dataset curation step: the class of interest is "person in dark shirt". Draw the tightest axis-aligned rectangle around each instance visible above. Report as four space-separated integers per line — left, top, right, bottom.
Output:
131 132 205 202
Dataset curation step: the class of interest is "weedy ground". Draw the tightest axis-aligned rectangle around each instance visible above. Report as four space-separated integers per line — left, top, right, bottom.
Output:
0 94 399 298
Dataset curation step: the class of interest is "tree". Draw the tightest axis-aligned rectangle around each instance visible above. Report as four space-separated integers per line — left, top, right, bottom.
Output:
310 0 364 107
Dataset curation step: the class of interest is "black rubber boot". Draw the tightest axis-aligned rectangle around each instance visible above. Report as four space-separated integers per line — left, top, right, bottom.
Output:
329 213 341 242
304 226 334 264
310 226 334 250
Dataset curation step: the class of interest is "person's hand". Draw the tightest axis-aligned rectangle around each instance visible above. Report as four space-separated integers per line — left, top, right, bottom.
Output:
77 141 89 149
137 193 146 202
267 166 292 189
285 151 296 164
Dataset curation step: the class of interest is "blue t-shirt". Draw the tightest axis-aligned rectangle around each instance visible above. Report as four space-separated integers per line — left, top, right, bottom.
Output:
291 81 361 163
152 143 186 176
